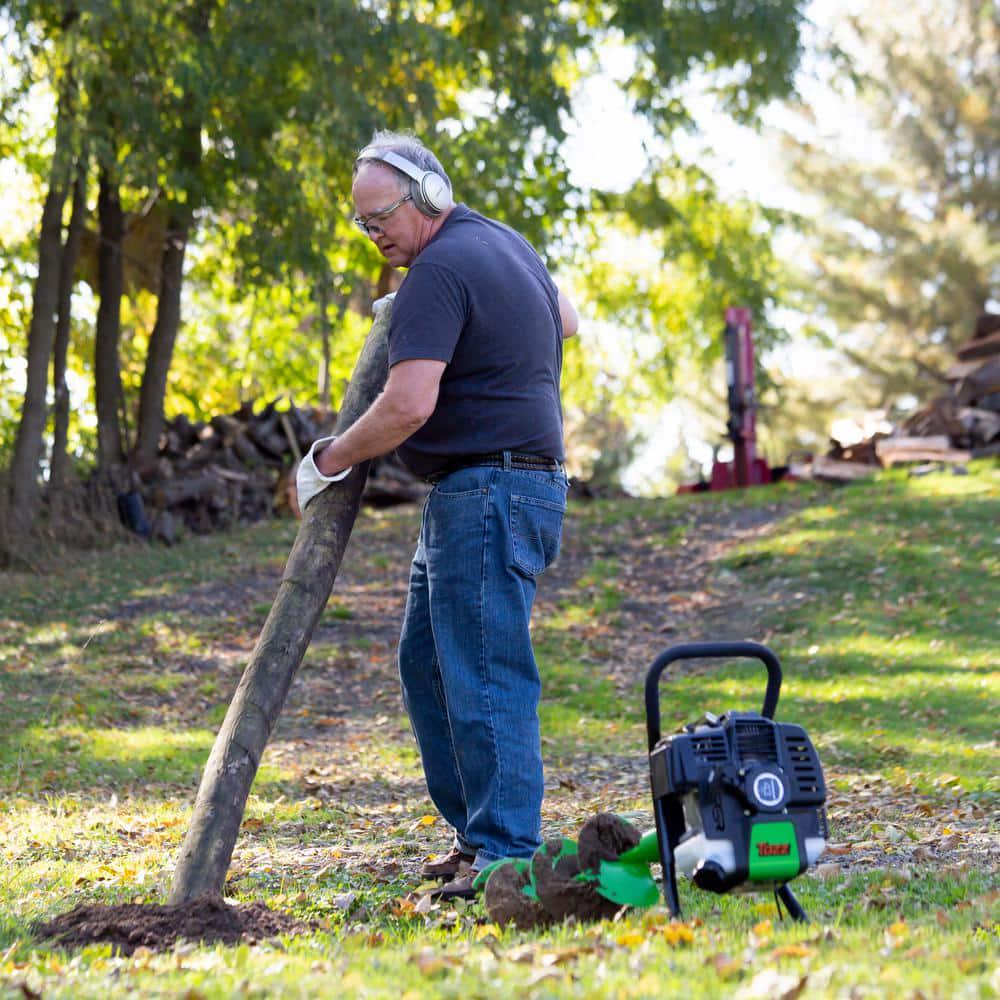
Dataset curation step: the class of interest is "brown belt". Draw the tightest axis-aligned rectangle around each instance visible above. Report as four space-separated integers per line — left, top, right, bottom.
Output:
425 452 563 484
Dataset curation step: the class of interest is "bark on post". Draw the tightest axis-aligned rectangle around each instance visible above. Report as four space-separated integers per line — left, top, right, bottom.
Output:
168 302 391 904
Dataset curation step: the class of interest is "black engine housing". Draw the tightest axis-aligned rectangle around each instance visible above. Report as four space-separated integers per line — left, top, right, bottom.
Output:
650 710 828 893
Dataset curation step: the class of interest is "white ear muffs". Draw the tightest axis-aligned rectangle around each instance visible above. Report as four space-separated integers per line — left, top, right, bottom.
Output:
357 147 452 217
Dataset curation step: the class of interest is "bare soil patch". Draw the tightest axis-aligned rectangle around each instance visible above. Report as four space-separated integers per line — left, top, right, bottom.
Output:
34 895 313 955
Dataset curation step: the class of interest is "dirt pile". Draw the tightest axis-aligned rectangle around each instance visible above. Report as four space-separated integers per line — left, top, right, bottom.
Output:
34 895 313 955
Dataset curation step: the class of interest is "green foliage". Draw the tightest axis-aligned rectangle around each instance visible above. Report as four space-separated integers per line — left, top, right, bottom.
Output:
597 164 788 362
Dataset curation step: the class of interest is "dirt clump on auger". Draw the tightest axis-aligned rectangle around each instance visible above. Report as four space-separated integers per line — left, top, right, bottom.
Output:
483 858 551 931
34 895 313 955
480 813 655 929
578 811 641 870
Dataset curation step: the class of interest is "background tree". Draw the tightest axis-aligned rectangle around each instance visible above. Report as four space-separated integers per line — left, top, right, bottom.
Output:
48 154 86 494
779 0 999 406
2 2 83 548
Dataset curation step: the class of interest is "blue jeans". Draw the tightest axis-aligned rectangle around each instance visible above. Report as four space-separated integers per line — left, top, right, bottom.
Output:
398 459 568 868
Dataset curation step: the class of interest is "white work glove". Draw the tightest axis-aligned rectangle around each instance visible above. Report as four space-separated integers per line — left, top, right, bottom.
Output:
296 436 352 510
372 291 396 315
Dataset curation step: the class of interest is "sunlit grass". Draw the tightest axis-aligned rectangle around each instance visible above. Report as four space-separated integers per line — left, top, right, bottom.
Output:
0 467 996 997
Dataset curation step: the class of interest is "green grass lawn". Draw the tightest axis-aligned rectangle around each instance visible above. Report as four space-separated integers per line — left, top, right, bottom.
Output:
1 462 997 998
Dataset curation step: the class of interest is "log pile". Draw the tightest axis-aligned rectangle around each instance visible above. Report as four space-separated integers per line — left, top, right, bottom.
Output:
137 399 428 542
807 312 1000 483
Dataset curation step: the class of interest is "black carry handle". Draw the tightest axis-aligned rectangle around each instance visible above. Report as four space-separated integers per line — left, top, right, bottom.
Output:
645 641 783 751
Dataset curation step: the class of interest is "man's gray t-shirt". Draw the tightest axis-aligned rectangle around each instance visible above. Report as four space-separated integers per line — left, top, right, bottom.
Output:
387 204 565 478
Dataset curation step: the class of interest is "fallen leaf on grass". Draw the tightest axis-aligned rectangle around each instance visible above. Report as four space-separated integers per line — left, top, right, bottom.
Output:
769 944 815 960
615 930 645 949
736 970 808 1000
749 919 773 947
505 944 538 964
411 947 458 975
539 946 594 967
414 894 436 915
662 922 696 946
708 952 743 980
823 843 852 855
882 920 908 951
851 840 880 851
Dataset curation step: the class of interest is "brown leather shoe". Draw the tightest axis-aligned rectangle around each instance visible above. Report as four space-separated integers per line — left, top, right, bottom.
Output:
430 872 481 901
421 847 476 879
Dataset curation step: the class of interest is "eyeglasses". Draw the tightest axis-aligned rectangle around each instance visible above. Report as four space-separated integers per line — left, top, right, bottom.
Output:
353 194 413 236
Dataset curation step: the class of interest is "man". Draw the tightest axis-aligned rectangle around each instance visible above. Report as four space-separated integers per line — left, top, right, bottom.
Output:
297 130 577 899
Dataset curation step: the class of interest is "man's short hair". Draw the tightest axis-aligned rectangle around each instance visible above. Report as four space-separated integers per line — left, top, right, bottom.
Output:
354 130 453 195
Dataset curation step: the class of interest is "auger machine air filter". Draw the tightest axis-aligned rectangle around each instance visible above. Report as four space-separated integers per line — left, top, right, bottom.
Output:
646 641 828 921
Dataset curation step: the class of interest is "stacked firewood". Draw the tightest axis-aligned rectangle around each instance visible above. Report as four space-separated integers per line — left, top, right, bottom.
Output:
810 312 1000 483
137 399 428 542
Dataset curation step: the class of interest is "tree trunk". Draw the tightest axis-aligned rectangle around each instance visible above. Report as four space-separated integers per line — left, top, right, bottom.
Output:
133 203 193 468
168 302 392 904
50 157 88 494
94 168 126 471
133 0 210 468
4 89 74 547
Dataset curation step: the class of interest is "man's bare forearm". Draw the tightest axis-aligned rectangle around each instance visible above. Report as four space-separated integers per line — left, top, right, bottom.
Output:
314 391 426 476
313 358 445 476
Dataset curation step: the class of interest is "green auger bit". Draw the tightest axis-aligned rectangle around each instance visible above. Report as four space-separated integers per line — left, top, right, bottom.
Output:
474 830 661 909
